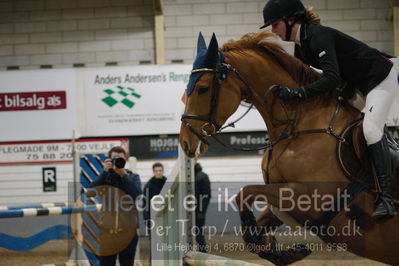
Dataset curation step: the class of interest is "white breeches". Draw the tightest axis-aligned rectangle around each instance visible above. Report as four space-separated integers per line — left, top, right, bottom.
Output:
363 58 399 145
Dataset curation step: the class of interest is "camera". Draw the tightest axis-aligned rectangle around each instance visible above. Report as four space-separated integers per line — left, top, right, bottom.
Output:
111 157 126 169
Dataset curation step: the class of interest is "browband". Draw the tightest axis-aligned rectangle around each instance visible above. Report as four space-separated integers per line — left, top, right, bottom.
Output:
191 68 215 73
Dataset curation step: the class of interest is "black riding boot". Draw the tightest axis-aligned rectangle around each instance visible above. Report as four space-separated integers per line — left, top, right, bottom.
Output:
369 135 396 221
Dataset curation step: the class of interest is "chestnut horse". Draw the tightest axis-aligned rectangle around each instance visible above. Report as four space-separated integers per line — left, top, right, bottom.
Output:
179 31 399 265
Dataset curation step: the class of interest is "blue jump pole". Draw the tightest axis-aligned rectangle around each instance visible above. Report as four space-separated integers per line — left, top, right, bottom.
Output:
0 204 102 219
0 202 71 211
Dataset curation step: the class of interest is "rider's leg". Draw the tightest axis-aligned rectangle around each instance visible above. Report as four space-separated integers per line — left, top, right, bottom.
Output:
363 64 398 221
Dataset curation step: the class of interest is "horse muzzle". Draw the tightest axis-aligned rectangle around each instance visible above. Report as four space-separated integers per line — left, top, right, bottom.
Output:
180 136 209 158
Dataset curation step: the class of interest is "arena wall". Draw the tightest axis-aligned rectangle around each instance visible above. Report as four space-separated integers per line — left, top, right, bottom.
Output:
0 0 395 70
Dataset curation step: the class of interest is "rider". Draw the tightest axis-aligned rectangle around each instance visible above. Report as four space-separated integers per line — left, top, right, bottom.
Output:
260 0 398 221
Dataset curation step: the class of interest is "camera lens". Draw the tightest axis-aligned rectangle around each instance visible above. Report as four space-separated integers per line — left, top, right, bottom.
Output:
112 157 126 169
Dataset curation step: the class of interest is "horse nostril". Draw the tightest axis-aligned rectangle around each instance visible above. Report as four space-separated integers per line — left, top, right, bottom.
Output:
183 141 189 153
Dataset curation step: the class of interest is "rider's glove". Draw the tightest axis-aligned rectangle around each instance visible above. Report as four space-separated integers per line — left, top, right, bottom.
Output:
271 85 306 100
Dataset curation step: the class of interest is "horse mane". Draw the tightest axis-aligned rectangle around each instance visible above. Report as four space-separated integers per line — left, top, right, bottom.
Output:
220 31 322 86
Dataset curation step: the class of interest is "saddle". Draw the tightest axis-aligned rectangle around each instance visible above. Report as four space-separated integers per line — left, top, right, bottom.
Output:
338 118 399 190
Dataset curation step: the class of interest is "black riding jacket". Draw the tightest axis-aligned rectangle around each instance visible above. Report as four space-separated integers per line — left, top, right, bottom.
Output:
295 23 393 97
194 163 211 222
142 176 167 220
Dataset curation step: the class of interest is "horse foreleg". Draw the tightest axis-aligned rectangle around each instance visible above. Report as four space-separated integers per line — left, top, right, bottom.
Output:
236 183 311 266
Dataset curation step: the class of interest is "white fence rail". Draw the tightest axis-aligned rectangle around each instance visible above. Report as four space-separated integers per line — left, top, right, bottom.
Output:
151 145 195 266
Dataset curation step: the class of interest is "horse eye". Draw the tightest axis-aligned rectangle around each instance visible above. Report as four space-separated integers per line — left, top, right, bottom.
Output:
197 86 209 95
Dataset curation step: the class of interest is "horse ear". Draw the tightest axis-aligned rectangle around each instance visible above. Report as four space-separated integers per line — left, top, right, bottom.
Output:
205 33 219 65
197 32 207 53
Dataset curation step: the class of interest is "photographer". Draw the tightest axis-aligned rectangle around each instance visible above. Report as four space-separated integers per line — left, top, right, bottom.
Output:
90 146 142 266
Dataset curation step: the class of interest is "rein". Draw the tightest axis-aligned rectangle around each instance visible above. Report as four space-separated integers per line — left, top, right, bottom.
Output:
181 58 346 156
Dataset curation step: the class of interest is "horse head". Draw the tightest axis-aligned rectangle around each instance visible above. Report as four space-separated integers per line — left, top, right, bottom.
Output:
180 33 246 157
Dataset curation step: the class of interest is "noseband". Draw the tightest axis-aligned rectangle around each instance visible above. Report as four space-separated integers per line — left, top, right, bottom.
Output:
181 59 259 145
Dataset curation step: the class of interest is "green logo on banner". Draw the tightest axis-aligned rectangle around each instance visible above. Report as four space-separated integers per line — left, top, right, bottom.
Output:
102 86 141 108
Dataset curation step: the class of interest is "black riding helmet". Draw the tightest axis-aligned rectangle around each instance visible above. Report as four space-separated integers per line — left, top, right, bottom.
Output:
260 0 306 41
260 0 306 29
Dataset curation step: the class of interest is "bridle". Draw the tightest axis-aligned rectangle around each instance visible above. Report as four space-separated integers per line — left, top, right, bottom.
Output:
181 56 259 146
180 66 222 145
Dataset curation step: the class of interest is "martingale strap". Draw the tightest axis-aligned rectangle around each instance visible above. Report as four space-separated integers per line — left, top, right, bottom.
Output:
264 98 346 184
307 181 365 245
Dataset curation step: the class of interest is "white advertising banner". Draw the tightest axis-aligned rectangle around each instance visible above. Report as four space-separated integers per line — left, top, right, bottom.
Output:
0 138 127 165
81 65 266 137
82 65 189 136
0 69 77 142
